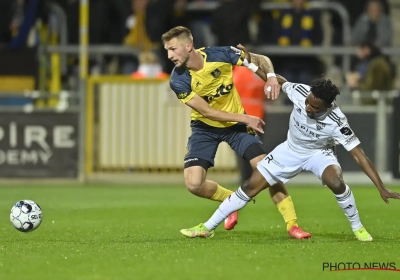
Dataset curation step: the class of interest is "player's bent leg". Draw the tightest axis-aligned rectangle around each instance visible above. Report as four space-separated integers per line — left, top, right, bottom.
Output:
183 161 238 230
321 164 346 194
204 168 270 232
321 165 373 241
241 166 271 197
184 165 213 198
267 183 288 204
248 150 310 239
180 168 271 238
184 160 234 200
269 183 311 239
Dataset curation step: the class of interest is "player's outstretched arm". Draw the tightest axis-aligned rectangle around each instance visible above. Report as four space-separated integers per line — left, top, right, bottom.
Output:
185 94 265 134
249 53 274 76
251 69 289 87
276 74 288 86
236 44 280 100
249 53 281 100
350 145 400 203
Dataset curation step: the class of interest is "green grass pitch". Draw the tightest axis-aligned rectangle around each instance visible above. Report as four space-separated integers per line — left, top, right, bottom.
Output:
1 184 400 280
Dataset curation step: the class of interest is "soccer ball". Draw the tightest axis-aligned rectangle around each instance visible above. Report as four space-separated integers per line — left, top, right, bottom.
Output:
10 200 42 232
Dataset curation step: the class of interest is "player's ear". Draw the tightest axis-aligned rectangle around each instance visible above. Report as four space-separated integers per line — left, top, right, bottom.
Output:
186 40 194 52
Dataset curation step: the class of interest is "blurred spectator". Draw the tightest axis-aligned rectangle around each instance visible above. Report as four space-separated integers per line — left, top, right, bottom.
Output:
257 0 290 45
266 0 324 100
351 0 392 47
144 0 175 44
131 51 168 79
187 0 218 48
53 0 130 45
122 0 155 74
210 0 259 46
168 0 190 31
330 0 390 48
0 0 14 45
346 41 394 104
51 0 130 82
5 0 50 49
125 0 154 51
145 0 188 73
233 65 265 184
274 0 323 48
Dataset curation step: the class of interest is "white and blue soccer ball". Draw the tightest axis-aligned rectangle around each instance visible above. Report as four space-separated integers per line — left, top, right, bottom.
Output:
10 200 42 232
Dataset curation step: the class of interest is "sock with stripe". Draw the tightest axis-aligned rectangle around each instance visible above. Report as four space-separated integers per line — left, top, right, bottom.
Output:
334 185 363 231
204 187 251 230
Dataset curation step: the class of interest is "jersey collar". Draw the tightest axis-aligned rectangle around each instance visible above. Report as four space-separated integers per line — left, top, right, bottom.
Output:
314 102 337 121
186 49 207 73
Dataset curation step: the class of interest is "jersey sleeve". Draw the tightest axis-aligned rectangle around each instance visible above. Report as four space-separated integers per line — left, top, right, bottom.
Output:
282 82 310 102
203 46 246 66
211 46 246 66
226 46 246 66
332 121 361 151
169 69 196 104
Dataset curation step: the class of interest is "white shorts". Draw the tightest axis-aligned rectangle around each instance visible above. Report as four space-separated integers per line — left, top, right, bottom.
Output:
256 141 341 186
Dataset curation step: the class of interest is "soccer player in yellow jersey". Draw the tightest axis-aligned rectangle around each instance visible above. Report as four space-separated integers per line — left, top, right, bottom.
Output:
162 26 311 239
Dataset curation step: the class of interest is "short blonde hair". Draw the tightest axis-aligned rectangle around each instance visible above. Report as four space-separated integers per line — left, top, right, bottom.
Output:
161 26 193 45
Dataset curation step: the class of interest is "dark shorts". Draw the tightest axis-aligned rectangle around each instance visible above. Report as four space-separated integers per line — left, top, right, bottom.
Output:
184 121 265 169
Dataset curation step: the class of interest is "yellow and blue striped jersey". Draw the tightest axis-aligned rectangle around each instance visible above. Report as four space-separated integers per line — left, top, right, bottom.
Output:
169 46 246 128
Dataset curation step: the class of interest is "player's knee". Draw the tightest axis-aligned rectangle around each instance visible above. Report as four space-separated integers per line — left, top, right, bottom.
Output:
184 176 204 195
241 172 268 197
184 165 207 195
328 177 346 194
242 180 257 193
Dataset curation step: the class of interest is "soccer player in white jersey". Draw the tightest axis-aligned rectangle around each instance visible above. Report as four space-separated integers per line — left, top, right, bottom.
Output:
180 75 400 241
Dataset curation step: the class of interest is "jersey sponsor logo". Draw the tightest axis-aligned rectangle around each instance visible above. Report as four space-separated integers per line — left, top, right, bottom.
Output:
264 154 285 168
316 121 326 131
177 92 190 99
195 81 202 89
322 147 337 157
246 126 256 135
344 135 357 145
292 117 321 139
340 126 353 136
184 158 198 164
211 68 221 78
230 46 242 56
203 84 233 103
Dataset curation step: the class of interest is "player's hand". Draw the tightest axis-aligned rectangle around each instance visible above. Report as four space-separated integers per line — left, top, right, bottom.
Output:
244 115 265 134
236 44 251 62
378 186 400 204
265 77 281 100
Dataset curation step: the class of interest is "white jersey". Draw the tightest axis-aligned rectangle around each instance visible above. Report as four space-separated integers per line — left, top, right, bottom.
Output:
281 82 360 155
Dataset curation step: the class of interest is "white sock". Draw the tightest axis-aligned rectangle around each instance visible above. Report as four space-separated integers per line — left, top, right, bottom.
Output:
204 187 251 230
334 185 363 231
